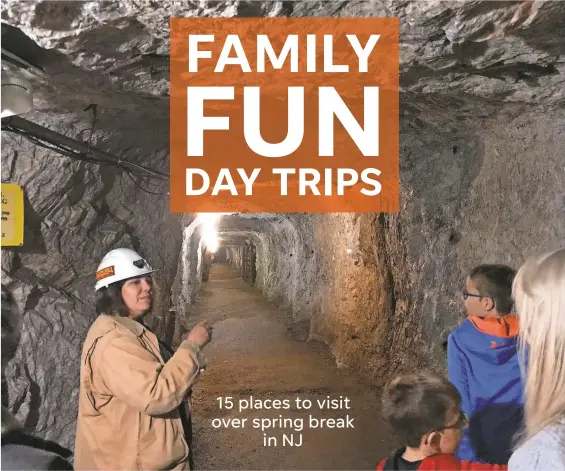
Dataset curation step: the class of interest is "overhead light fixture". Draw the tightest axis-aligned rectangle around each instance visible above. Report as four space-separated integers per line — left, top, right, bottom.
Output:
1 47 47 119
1 69 33 118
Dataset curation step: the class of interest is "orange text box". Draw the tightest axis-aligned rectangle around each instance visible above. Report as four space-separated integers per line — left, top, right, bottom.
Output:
170 18 399 213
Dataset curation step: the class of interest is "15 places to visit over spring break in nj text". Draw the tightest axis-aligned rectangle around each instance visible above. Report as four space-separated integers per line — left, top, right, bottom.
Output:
212 395 355 448
169 18 399 214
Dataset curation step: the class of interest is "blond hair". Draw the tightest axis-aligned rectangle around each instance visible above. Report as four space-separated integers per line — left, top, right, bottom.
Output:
512 248 565 442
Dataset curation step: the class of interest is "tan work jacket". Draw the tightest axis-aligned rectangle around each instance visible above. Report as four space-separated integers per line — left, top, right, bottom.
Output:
74 314 206 470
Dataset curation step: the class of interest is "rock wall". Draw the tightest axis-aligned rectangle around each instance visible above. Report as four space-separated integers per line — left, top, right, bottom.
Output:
215 214 317 329
219 101 564 384
305 101 565 382
1 111 185 450
226 245 242 271
391 102 565 374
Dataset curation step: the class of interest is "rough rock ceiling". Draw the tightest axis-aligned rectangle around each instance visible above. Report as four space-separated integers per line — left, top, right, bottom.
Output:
2 0 564 118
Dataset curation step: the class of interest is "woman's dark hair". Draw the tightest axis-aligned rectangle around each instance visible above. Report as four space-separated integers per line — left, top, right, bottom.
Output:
95 280 129 317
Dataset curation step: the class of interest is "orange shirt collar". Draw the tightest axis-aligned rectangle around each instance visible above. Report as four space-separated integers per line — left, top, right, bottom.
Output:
468 315 519 337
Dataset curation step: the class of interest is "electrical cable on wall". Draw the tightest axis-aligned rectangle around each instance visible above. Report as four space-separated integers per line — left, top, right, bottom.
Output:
1 116 170 196
123 169 169 196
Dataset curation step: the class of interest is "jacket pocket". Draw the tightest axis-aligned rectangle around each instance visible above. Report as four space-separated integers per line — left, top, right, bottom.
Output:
174 415 190 461
139 415 157 445
138 415 187 470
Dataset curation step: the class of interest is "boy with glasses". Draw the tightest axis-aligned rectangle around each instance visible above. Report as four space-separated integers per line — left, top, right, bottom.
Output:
377 372 508 471
447 265 524 465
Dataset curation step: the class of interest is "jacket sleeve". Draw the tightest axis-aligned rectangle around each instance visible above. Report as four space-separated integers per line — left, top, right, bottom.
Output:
447 333 475 461
99 335 206 416
460 460 508 471
447 333 470 416
375 457 386 470
426 454 507 470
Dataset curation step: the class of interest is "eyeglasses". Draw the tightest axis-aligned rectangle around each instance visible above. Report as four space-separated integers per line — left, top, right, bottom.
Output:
429 411 468 435
462 289 483 300
444 411 468 430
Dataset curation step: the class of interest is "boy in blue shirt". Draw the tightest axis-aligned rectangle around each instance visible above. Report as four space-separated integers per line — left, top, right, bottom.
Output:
447 264 524 465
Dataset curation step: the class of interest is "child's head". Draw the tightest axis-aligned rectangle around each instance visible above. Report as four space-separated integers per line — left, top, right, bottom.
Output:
382 372 467 456
463 264 516 317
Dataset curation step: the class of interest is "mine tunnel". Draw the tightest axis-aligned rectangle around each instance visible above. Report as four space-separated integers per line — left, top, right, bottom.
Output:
1 1 565 471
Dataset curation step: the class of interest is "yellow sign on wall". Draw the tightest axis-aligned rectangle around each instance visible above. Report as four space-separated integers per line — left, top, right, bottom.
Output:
1 183 24 246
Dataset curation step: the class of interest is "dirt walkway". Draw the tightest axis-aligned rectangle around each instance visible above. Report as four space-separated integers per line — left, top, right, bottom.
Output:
188 264 396 470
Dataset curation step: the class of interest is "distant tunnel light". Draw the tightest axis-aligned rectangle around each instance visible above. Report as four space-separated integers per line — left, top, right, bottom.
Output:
198 212 231 254
203 225 219 253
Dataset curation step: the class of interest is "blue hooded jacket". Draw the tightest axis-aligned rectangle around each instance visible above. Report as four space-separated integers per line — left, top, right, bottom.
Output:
447 316 524 465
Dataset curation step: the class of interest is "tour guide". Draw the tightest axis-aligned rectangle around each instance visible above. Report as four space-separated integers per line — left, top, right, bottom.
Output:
74 248 212 470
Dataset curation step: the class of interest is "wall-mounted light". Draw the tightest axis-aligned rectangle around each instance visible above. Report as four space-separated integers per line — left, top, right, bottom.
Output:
1 69 33 118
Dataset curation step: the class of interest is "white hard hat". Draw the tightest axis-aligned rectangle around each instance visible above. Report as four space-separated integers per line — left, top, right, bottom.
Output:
95 248 154 291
